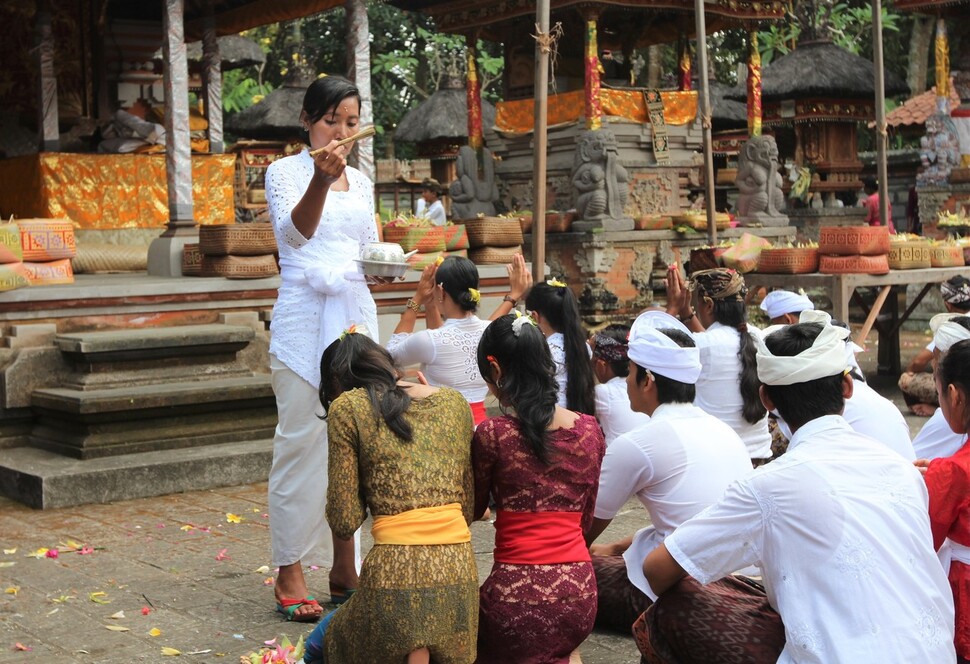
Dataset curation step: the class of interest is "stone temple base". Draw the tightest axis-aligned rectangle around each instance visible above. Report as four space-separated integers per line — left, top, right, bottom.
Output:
572 216 635 232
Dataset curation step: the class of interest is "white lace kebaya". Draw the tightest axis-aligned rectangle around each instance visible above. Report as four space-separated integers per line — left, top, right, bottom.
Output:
265 150 378 389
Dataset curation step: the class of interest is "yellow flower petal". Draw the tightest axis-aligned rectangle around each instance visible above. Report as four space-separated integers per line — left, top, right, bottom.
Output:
89 591 111 604
104 624 130 631
254 565 269 574
3 548 16 555
109 610 125 619
161 646 182 656
26 547 49 558
149 628 161 637
180 524 194 531
225 513 242 524
5 586 18 596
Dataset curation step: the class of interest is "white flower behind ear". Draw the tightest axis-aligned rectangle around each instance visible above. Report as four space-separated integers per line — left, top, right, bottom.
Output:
511 310 537 337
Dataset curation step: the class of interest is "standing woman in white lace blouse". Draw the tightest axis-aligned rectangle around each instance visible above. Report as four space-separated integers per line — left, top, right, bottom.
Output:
387 254 532 426
263 75 377 621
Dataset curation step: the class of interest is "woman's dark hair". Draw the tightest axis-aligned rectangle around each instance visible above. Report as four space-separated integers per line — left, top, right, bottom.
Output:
762 323 845 432
710 297 766 424
319 333 412 442
594 323 631 377
634 328 697 404
938 338 970 432
477 315 559 464
300 76 361 145
525 281 596 415
436 256 480 312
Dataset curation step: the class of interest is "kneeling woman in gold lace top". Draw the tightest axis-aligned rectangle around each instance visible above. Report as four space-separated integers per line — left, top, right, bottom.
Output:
303 329 479 664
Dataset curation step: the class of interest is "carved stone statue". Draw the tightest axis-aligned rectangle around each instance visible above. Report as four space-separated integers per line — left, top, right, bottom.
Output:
571 130 633 231
448 145 499 220
918 114 961 187
734 134 789 227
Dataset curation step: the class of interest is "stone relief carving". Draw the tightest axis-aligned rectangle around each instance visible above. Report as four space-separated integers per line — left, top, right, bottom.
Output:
574 241 618 276
918 114 961 187
630 246 658 310
735 135 789 227
449 145 500 219
629 174 674 216
572 130 630 225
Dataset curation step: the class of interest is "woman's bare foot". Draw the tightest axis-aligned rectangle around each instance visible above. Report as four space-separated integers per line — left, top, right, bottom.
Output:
568 649 583 664
275 562 322 620
911 403 936 417
328 536 359 600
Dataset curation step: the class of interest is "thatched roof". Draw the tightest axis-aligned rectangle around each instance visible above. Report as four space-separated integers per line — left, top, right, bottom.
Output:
727 41 909 101
154 35 266 71
395 87 497 143
707 80 748 129
226 76 309 141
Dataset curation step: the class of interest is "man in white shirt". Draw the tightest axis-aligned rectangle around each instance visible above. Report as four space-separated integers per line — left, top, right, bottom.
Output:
415 178 447 226
759 289 814 325
585 312 753 633
913 314 970 460
590 324 649 446
641 322 955 663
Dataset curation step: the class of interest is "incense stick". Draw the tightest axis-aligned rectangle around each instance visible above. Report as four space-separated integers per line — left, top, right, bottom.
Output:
308 126 377 157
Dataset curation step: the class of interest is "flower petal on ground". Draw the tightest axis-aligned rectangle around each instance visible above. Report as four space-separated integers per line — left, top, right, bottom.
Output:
149 628 161 637
161 646 182 656
109 610 125 619
4 587 18 596
225 513 242 524
89 591 110 604
104 624 130 631
215 549 229 561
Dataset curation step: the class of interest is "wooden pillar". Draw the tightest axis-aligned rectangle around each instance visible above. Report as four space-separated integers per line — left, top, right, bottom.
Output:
35 0 59 152
465 35 484 151
746 31 762 137
532 0 550 283
148 0 196 277
346 0 375 181
201 19 223 154
872 0 889 229
583 12 602 131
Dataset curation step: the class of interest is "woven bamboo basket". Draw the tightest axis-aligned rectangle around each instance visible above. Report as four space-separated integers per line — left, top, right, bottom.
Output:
443 225 470 251
407 249 469 271
18 218 77 261
200 224 277 256
819 254 890 275
757 248 820 274
201 254 279 279
182 243 202 276
458 218 524 248
634 215 674 231
382 225 446 253
929 245 965 267
469 245 522 265
887 241 931 270
71 243 148 274
818 226 890 256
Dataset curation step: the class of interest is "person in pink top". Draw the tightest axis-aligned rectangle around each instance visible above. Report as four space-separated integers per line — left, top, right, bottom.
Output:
862 176 896 233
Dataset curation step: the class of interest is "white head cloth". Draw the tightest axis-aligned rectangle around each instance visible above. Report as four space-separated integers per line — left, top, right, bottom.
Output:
795 310 864 374
628 312 701 383
931 313 970 353
761 290 815 319
757 323 850 386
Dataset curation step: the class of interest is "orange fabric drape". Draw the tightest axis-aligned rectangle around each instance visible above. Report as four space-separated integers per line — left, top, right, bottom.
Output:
0 153 235 228
496 90 698 133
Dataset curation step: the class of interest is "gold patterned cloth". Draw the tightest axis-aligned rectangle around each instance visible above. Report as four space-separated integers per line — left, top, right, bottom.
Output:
496 90 698 132
0 153 235 228
325 386 478 664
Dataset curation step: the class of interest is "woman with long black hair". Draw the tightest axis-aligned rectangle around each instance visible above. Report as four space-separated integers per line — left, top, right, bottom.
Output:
473 312 605 663
525 280 596 416
666 266 771 462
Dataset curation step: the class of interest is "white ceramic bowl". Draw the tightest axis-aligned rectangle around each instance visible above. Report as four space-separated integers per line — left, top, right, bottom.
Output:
361 241 405 263
355 259 409 278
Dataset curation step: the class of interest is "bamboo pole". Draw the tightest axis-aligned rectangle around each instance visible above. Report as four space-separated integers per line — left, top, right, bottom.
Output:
855 285 892 348
532 0 550 284
694 0 717 244
872 0 889 228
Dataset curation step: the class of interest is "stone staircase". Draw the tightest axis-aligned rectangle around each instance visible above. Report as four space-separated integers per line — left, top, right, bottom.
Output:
0 319 276 508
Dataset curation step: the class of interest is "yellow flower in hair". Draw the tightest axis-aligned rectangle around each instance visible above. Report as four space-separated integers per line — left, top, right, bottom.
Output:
468 288 481 303
435 255 445 266
546 278 567 288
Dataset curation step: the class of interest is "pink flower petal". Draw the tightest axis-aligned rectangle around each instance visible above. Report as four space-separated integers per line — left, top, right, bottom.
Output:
45 549 59 559
78 546 94 555
215 549 229 561
141 606 151 616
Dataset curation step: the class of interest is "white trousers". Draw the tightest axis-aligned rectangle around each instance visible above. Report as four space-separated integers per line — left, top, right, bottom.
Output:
268 356 360 569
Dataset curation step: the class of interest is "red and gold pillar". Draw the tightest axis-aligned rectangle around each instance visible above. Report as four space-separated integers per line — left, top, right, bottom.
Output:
584 14 602 130
746 31 762 137
465 34 483 151
935 18 950 115
679 36 692 91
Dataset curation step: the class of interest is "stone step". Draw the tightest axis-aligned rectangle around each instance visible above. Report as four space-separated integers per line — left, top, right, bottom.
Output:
0 438 273 509
55 324 255 363
30 376 276 459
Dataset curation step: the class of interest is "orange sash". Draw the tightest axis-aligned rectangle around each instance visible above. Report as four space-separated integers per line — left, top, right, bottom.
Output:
371 503 470 546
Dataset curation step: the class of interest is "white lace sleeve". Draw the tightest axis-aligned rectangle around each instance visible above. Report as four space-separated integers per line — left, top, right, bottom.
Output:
265 159 311 249
386 330 437 367
355 170 378 252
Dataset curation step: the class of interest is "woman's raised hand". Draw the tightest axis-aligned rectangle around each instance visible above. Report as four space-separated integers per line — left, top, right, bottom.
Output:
413 263 438 305
507 253 532 301
665 263 690 318
310 140 348 187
